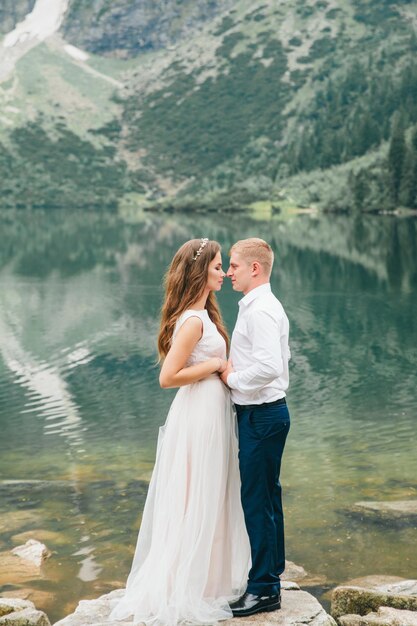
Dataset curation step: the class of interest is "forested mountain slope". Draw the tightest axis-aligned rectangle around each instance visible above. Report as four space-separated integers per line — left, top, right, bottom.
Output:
0 0 416 210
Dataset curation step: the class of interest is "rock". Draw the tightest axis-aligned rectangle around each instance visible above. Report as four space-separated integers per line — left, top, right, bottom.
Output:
339 606 417 625
0 591 55 616
282 581 301 591
53 587 336 626
0 607 51 625
61 0 236 57
341 577 417 597
283 560 328 588
52 590 123 626
0 512 41 535
348 501 417 526
0 600 50 626
283 560 308 581
0 1 37 37
11 541 51 567
12 530 68 548
331 576 417 619
0 600 35 618
375 581 417 596
0 552 42 586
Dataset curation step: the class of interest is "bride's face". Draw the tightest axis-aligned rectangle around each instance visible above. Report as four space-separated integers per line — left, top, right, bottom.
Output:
206 251 225 292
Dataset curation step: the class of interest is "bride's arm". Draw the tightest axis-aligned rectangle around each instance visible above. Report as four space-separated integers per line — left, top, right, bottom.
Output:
159 317 226 388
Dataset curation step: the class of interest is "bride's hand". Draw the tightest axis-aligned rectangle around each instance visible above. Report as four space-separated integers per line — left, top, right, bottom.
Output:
220 359 234 385
216 358 228 373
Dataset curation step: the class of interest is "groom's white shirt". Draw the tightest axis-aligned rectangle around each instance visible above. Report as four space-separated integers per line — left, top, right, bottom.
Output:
227 283 290 405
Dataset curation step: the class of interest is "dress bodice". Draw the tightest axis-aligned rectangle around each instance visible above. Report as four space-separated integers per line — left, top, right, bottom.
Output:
173 309 226 366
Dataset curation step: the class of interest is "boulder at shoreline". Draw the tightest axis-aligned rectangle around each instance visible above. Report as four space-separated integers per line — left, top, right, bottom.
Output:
338 606 417 625
0 598 51 626
53 586 336 626
12 540 51 567
0 551 41 587
283 560 328 588
331 576 417 620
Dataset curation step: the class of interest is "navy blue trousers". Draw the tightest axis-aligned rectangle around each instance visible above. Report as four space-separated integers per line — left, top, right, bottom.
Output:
235 399 290 596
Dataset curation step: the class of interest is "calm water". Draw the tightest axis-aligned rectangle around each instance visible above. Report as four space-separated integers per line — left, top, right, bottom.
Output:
0 209 416 622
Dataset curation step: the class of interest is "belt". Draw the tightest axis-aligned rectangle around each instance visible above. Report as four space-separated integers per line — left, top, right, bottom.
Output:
235 397 286 410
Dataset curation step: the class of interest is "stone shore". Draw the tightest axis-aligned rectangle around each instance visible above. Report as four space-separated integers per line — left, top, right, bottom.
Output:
3 575 417 626
0 598 51 626
52 585 336 626
2 501 417 626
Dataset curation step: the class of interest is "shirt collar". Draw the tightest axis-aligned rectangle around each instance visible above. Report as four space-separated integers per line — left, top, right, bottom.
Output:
238 283 271 309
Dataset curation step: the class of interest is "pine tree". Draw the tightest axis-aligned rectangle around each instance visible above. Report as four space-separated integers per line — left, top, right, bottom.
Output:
387 116 406 205
399 144 416 208
352 169 369 211
399 127 417 208
411 125 417 153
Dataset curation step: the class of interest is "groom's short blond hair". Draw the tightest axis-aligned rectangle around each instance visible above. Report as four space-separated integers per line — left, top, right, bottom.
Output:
230 238 274 277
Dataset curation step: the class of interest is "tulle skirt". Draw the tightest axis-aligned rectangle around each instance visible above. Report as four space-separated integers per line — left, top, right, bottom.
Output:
110 375 250 625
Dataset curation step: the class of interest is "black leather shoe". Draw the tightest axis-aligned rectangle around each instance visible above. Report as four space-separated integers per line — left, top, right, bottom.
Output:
229 591 281 617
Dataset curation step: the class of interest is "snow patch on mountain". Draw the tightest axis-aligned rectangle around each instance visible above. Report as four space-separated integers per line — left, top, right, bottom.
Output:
3 0 69 48
64 44 89 62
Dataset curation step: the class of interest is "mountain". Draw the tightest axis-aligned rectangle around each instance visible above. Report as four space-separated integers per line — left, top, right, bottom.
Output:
0 0 36 36
0 0 416 210
62 0 235 57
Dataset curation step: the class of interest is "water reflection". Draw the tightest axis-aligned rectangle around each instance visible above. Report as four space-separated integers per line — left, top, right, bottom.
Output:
0 209 416 621
0 272 119 587
1 211 416 290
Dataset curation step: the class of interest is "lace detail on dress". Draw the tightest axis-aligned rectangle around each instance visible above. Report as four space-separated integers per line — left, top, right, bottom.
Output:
173 310 226 366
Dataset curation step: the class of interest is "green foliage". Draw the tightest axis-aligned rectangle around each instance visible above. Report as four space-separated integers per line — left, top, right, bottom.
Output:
244 5 268 21
296 5 315 18
308 36 336 60
279 119 417 213
399 146 417 208
352 0 404 26
283 56 417 177
214 16 235 36
0 120 131 209
124 1 417 213
388 116 406 204
123 36 290 179
326 8 341 19
216 32 247 58
90 119 123 142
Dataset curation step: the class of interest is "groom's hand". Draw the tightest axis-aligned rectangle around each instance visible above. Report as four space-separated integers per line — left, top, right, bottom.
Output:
220 359 234 386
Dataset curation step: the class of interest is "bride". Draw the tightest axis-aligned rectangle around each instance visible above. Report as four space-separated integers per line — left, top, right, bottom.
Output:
110 238 250 625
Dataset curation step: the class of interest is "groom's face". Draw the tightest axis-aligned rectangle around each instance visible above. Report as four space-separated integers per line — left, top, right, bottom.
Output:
227 252 252 294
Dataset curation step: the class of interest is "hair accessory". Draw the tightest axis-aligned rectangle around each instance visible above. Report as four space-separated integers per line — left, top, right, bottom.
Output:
192 238 209 261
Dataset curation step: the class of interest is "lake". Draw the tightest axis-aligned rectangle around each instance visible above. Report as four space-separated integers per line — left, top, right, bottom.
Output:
0 208 416 622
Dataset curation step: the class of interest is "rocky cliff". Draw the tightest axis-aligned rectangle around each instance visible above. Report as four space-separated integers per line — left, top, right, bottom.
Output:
61 0 235 56
0 0 36 35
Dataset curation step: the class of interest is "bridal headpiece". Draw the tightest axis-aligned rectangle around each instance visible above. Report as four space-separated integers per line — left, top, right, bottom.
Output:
192 238 209 261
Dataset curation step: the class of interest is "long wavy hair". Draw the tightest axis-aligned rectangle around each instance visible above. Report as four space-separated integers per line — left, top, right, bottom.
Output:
157 239 229 360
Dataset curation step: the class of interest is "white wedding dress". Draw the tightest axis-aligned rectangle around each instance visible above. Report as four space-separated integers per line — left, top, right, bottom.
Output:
110 309 250 625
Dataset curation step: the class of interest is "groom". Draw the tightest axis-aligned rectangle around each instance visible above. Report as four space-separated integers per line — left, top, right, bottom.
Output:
221 238 291 618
